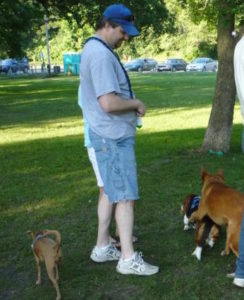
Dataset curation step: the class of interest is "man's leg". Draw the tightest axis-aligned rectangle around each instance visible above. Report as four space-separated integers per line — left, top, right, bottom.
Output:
115 199 159 276
233 213 244 286
115 200 134 259
114 201 137 247
96 193 114 247
90 192 120 263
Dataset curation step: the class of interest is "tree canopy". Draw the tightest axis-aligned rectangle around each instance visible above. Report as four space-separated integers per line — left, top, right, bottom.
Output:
0 0 170 59
0 0 44 58
36 0 170 33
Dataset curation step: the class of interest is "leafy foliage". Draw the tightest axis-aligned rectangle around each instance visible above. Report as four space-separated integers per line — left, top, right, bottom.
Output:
0 0 44 58
36 0 169 34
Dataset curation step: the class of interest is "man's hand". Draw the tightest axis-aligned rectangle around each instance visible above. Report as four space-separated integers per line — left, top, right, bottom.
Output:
135 99 146 117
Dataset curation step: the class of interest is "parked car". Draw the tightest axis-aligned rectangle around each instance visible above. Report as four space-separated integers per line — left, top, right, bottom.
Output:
1 59 19 73
0 58 29 73
186 57 218 72
157 58 187 72
18 58 29 73
124 58 157 72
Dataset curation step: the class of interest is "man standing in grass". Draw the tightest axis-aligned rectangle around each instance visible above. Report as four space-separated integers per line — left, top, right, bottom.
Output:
232 20 244 287
80 3 159 275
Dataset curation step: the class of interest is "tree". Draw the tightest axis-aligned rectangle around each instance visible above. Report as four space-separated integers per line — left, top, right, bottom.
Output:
36 0 169 34
0 0 44 58
1 0 170 59
187 0 244 152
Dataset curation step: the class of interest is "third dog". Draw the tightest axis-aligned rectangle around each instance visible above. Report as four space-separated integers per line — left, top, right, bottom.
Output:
181 193 220 260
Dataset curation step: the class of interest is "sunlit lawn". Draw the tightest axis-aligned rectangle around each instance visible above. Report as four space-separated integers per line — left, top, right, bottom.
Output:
1 72 244 300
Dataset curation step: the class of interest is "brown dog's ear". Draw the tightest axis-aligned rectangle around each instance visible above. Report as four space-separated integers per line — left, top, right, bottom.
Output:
27 230 34 239
218 169 224 179
201 167 207 181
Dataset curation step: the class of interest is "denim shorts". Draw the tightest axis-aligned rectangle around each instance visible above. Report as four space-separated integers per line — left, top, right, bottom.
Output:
89 129 139 203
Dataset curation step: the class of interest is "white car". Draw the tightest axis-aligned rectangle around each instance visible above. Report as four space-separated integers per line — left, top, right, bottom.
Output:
186 57 218 72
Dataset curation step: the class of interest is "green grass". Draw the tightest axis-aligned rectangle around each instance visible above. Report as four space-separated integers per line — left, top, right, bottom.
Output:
1 72 244 300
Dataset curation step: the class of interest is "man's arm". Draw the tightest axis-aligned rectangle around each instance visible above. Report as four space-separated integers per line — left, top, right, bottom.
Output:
98 93 146 116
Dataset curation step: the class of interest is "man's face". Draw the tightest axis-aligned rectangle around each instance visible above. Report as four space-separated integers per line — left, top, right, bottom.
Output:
108 25 129 49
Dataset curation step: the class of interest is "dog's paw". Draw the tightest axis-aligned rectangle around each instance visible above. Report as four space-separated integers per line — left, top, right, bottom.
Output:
192 246 202 261
221 249 230 256
206 238 215 248
183 214 189 225
184 224 190 230
36 280 41 285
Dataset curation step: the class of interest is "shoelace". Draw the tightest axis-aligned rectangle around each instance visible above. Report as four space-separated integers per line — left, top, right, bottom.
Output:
134 251 144 264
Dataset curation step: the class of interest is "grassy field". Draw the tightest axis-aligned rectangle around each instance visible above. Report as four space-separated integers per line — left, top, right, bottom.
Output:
1 72 244 300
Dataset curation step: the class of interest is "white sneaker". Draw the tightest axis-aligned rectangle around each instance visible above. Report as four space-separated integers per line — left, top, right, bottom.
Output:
116 252 159 276
90 244 121 263
233 277 244 287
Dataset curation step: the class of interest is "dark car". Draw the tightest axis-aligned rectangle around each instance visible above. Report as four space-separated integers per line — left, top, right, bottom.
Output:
157 58 187 72
1 58 29 73
124 58 157 72
1 59 19 73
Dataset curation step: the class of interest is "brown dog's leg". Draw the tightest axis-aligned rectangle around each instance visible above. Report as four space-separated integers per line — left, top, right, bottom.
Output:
221 224 237 256
230 241 239 257
228 224 240 257
34 254 41 285
45 259 61 300
189 209 206 223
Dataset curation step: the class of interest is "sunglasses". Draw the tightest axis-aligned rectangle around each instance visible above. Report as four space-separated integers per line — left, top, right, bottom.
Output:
112 15 134 22
122 15 135 22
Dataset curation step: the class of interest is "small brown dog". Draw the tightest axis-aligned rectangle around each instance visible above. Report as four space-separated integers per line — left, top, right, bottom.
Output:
189 169 244 257
181 194 220 260
28 229 62 300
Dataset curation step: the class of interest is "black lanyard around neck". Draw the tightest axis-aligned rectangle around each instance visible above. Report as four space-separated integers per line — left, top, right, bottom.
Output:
85 36 133 99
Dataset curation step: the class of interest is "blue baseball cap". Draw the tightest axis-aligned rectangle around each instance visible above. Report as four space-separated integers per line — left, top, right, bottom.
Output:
103 4 140 37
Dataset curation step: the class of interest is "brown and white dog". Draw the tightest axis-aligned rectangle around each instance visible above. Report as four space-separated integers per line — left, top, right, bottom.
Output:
181 194 220 260
28 230 62 300
189 169 244 257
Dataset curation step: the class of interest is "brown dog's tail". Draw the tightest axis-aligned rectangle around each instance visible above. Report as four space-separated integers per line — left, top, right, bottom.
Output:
42 230 61 251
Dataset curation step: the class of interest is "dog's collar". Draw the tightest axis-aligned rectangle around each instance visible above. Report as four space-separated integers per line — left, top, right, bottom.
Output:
186 195 200 218
31 234 44 250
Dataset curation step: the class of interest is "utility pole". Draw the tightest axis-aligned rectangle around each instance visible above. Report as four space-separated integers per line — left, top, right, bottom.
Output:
44 15 51 75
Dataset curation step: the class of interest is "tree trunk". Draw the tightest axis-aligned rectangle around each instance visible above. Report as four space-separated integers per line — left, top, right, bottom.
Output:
201 4 236 153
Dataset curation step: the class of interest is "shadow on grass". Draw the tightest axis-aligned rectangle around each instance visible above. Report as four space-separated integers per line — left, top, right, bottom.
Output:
2 74 244 299
1 123 243 215
1 125 244 299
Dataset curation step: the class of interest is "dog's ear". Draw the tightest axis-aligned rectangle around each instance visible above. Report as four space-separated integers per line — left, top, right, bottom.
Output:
218 169 224 179
201 167 207 181
27 230 34 238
